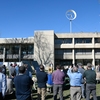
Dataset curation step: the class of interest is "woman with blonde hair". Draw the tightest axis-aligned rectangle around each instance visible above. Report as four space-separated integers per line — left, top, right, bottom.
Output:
47 69 53 93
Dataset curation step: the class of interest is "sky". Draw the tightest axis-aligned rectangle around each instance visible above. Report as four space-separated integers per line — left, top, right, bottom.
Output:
0 0 100 38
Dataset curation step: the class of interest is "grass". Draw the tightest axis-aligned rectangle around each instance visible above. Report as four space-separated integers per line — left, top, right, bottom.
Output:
6 83 100 100
32 83 100 100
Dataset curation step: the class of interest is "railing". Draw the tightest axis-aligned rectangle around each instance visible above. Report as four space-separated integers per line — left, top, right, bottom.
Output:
6 54 34 59
22 55 34 59
6 54 19 59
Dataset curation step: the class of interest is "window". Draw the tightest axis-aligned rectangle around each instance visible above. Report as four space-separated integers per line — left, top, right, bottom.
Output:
6 45 11 54
21 44 33 55
63 38 72 43
95 49 100 54
55 60 72 66
21 45 28 55
75 59 92 65
55 49 72 55
0 46 4 54
27 45 33 54
63 49 72 54
55 38 72 44
95 59 100 65
55 39 62 44
75 49 92 54
12 45 19 54
95 38 100 43
5 45 20 54
75 38 92 43
55 50 63 55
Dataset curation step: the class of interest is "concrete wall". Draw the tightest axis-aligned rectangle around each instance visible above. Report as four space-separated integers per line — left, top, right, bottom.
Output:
34 30 54 68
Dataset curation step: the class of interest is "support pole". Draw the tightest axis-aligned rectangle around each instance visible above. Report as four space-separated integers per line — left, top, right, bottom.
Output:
70 20 72 33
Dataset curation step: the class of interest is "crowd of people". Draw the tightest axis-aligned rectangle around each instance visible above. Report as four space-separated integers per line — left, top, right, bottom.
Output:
0 62 99 100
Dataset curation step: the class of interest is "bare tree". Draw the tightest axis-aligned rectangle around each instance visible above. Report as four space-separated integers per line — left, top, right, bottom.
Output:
34 32 53 65
4 38 32 44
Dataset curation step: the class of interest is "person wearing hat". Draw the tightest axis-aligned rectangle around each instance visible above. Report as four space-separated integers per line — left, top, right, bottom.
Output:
83 63 97 100
67 65 82 100
36 64 48 100
0 66 6 99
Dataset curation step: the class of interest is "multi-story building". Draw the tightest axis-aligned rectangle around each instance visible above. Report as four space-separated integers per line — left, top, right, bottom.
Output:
0 30 100 69
0 37 34 63
54 32 100 67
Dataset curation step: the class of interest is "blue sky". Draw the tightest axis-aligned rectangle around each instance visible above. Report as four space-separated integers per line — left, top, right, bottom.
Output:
0 0 100 38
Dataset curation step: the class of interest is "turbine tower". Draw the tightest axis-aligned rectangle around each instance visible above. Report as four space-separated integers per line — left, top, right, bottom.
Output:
66 10 77 33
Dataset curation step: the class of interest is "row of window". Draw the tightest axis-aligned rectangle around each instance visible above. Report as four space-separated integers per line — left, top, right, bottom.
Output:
55 49 100 54
0 45 34 55
76 59 100 66
55 38 100 44
55 59 100 66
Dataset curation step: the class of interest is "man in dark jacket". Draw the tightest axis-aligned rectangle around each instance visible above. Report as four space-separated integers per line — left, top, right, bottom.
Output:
14 66 33 100
36 64 48 100
83 63 97 100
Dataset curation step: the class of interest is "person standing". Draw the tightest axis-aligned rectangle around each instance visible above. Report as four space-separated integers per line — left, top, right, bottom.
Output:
15 64 19 76
96 64 100 83
9 63 16 77
24 64 32 78
96 64 100 72
0 66 6 99
83 63 97 100
67 65 82 100
36 64 48 100
2 65 6 76
14 66 33 100
46 71 53 93
77 63 85 98
6 75 14 95
52 65 65 100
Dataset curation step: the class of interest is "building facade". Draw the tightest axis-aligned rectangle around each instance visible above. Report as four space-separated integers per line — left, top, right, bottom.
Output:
0 30 100 68
54 32 100 67
0 37 34 63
